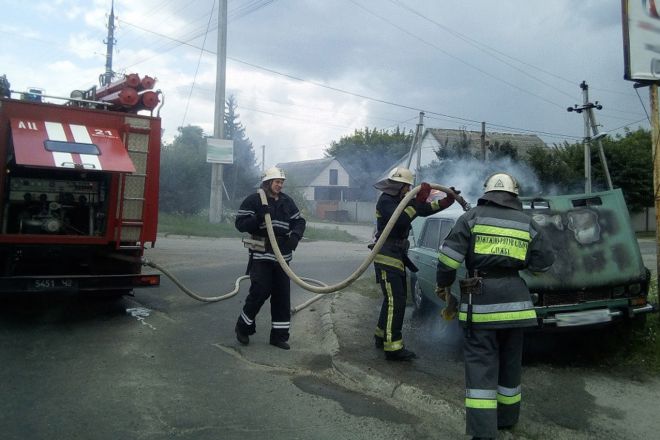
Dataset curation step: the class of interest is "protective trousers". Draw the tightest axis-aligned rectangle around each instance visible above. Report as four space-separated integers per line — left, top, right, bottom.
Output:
236 260 291 342
463 327 524 438
375 268 407 352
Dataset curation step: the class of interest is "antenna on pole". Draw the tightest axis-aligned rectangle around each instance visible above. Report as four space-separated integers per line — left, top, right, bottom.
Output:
100 0 116 86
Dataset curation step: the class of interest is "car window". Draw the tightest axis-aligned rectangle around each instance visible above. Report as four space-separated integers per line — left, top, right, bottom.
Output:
420 219 441 249
438 220 454 249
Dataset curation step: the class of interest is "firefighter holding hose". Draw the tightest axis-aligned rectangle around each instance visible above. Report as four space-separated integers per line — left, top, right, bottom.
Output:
234 167 306 350
372 167 457 361
436 172 554 439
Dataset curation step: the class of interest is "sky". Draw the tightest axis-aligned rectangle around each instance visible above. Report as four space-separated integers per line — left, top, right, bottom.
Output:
0 0 655 169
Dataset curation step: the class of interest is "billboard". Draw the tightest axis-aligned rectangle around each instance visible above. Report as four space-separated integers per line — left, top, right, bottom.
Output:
623 0 660 81
206 138 234 164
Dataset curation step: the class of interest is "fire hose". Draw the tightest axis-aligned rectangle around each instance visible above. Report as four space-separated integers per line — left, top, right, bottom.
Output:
141 183 470 313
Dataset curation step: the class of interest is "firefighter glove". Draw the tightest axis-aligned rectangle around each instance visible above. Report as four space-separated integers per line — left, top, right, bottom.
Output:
435 285 450 301
415 182 432 203
438 187 459 209
441 294 458 321
286 233 301 251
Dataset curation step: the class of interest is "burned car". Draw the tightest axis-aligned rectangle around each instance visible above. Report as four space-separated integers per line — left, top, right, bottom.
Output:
407 188 655 329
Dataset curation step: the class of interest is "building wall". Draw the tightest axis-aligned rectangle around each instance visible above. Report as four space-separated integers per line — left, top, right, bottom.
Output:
309 159 350 186
630 207 656 232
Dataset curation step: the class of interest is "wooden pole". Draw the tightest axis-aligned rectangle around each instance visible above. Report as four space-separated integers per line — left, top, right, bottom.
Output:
650 84 660 282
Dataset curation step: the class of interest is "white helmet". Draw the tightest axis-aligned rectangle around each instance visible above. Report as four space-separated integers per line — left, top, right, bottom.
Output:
261 166 286 182
387 167 414 185
484 172 519 195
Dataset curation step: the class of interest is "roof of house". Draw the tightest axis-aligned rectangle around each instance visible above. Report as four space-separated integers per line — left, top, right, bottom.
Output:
427 128 544 150
276 157 340 187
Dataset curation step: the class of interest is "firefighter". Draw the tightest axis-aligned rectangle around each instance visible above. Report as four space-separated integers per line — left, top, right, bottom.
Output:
436 172 554 439
373 167 457 361
234 167 306 350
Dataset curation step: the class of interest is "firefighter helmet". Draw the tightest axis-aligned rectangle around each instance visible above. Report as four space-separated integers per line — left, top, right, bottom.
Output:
261 167 286 182
484 172 519 195
387 167 414 185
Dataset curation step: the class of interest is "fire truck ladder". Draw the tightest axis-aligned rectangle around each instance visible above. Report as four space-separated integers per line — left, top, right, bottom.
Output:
116 118 152 249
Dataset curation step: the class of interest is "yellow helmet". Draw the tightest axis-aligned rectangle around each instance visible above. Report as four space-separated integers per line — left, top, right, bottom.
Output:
484 172 519 195
387 167 414 185
261 166 286 182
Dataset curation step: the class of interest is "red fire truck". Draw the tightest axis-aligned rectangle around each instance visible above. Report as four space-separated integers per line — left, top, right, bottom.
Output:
0 78 161 295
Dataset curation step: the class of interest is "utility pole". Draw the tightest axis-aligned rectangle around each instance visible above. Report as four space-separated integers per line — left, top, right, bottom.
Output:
567 81 612 194
209 0 227 223
480 121 486 161
405 112 424 177
650 84 660 281
261 145 266 173
101 0 116 87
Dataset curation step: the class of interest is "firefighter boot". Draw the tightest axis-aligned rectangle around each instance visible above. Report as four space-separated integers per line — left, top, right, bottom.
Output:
235 324 249 346
270 339 290 350
374 335 384 349
385 348 417 361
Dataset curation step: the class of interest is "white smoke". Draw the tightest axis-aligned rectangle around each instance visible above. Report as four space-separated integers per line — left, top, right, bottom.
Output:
417 156 543 205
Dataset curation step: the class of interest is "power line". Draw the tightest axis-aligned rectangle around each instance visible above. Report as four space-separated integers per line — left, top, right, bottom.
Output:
345 0 568 110
116 16 585 141
181 0 216 127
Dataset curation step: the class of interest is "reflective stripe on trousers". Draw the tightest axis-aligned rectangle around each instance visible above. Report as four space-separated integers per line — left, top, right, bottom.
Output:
463 327 524 438
376 269 406 352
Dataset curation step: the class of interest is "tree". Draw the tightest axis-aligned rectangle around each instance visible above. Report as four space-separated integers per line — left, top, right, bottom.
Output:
324 127 413 200
434 130 477 160
597 128 652 212
223 96 260 204
524 128 652 212
159 96 260 214
489 140 518 161
159 125 211 214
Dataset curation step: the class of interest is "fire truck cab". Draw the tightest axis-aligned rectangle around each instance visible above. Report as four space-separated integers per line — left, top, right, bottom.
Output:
0 94 160 294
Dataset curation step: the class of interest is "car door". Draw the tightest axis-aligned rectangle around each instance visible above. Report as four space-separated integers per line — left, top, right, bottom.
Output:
410 218 454 297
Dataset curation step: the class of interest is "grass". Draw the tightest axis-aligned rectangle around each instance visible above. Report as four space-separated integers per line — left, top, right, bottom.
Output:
157 212 357 242
604 277 660 374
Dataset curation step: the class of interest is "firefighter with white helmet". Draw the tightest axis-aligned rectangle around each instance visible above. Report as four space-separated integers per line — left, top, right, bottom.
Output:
372 166 458 361
436 171 554 439
234 166 306 350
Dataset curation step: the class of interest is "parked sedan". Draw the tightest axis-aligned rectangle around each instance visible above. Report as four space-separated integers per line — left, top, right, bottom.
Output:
407 189 656 329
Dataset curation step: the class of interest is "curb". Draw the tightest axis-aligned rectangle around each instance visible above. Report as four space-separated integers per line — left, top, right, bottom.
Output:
318 294 465 434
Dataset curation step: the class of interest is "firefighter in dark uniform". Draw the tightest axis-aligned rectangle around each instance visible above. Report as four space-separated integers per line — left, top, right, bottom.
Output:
436 172 554 439
234 167 306 350
373 167 457 361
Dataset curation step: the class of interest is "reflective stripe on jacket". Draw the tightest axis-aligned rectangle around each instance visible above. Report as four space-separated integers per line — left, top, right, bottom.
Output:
436 191 554 329
236 192 306 263
374 192 444 274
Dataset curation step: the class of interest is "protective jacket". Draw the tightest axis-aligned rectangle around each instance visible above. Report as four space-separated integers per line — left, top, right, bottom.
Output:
235 192 306 263
235 190 306 344
436 191 554 329
374 193 445 274
436 190 554 438
374 190 450 353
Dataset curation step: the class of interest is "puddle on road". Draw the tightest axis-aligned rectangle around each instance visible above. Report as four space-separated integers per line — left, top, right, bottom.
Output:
126 307 156 330
293 375 415 425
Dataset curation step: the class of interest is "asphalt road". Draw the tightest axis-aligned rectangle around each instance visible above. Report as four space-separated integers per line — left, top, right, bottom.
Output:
1 236 438 440
1 234 658 440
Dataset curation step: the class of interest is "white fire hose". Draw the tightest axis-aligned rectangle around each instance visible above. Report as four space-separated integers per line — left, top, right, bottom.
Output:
142 183 469 313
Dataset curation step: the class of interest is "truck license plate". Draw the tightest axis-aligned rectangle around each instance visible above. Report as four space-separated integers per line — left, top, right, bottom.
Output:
555 309 612 327
33 279 76 290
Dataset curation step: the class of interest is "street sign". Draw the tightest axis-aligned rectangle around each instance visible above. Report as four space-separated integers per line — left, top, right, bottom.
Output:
206 138 234 164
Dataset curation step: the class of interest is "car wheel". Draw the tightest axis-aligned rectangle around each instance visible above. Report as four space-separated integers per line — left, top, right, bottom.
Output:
411 276 431 317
